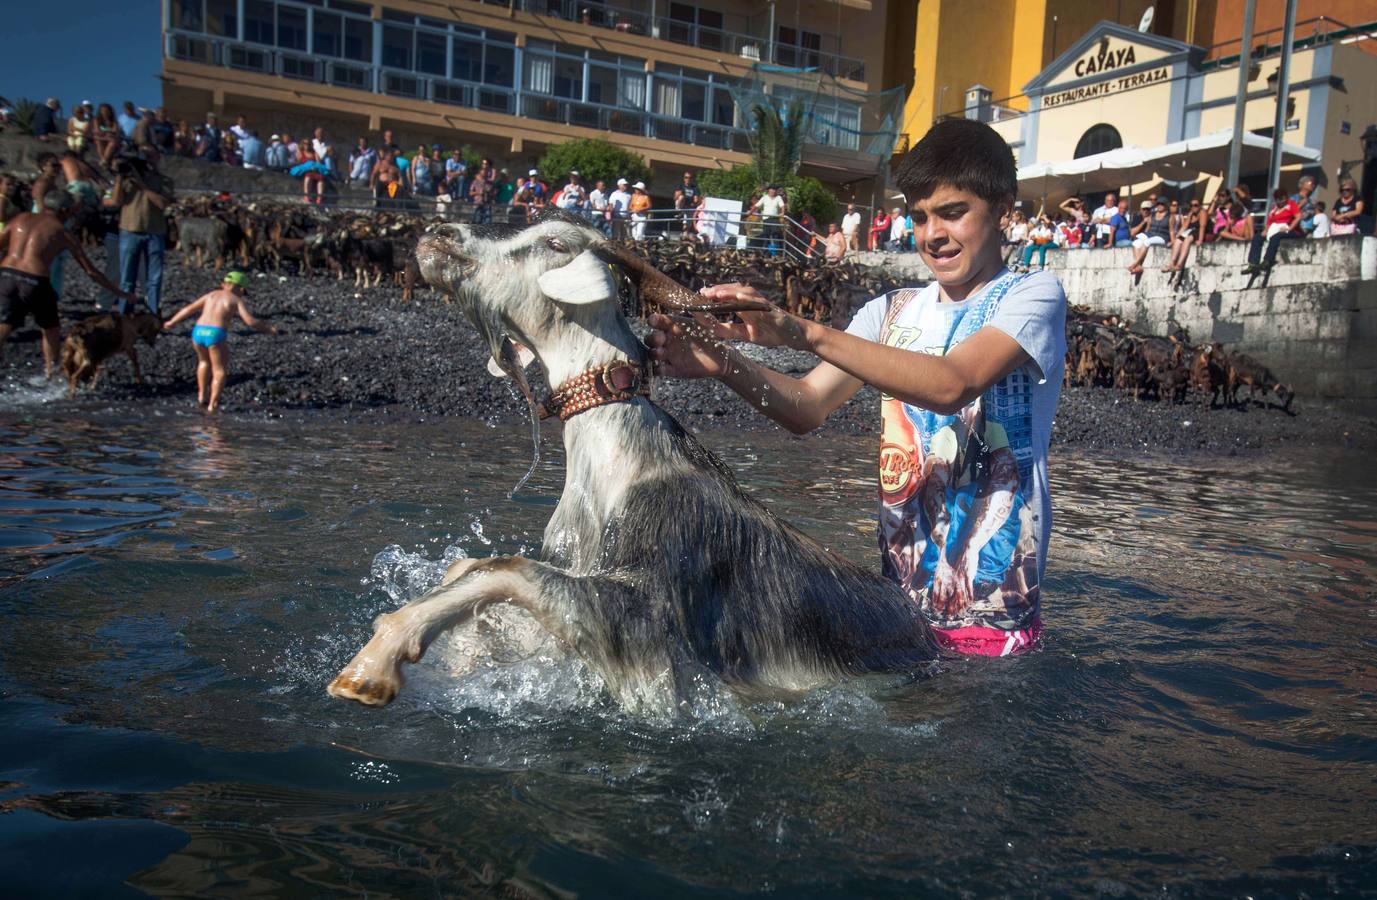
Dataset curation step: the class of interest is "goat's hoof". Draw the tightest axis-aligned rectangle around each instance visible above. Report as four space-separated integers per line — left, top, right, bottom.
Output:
328 666 401 707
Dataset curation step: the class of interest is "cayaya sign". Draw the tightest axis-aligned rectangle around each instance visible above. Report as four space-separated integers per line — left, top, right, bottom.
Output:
1074 43 1140 78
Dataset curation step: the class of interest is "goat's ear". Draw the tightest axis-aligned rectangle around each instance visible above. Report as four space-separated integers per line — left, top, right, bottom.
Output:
487 339 535 378
537 250 615 305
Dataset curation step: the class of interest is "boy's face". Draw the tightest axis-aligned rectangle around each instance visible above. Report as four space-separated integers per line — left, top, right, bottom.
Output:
908 185 1007 285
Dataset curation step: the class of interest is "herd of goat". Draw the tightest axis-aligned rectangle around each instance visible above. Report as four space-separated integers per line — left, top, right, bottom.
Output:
155 197 1294 410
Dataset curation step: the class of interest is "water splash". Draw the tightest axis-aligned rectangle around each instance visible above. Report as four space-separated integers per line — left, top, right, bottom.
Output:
0 373 68 410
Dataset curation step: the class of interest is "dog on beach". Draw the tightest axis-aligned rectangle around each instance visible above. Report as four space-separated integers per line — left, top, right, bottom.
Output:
60 311 162 397
328 214 940 714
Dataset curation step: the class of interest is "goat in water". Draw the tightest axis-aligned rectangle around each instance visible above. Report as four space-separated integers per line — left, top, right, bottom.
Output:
329 215 939 713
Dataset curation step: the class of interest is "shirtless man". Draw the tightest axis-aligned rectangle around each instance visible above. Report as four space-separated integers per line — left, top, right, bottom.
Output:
0 192 137 376
161 271 278 412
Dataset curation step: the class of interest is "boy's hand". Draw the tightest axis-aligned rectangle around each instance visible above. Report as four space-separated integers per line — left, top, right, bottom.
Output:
697 284 810 351
270 325 280 335
647 312 732 379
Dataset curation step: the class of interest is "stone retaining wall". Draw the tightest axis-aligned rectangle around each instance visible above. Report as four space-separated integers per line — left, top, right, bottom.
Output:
852 237 1377 400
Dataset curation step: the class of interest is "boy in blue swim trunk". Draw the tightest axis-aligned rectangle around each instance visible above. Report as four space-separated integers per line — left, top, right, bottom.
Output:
163 271 278 411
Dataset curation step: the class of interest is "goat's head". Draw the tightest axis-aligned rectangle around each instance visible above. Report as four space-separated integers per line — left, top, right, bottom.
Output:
417 211 772 390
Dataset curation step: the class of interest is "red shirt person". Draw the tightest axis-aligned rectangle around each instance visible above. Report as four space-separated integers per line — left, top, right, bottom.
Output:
1245 188 1302 274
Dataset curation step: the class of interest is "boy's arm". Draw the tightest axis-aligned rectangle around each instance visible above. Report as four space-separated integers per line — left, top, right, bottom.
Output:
163 297 205 328
236 299 279 334
649 311 863 434
693 284 1033 416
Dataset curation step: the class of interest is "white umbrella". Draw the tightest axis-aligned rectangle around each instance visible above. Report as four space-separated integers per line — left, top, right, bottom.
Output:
1149 128 1321 180
1017 129 1321 196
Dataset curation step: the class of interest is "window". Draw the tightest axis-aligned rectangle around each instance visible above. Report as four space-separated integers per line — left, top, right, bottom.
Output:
1074 123 1122 158
382 25 411 69
485 42 514 86
277 5 307 50
416 29 446 75
654 66 736 126
343 18 370 61
552 57 580 98
453 35 482 82
667 3 723 50
776 26 822 69
452 30 516 87
244 0 274 44
712 86 735 127
172 0 203 32
587 64 618 106
314 10 342 56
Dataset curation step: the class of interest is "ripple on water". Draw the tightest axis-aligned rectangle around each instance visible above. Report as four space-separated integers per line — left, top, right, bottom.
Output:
0 415 1375 896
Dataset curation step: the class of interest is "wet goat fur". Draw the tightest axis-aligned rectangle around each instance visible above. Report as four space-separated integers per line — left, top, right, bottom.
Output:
542 405 941 693
330 214 939 712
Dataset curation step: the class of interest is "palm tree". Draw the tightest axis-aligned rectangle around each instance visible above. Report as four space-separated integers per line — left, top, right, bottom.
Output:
4 97 39 135
749 99 805 186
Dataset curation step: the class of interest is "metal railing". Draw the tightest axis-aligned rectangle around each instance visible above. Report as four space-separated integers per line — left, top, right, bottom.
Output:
173 177 882 265
166 32 752 152
487 0 865 81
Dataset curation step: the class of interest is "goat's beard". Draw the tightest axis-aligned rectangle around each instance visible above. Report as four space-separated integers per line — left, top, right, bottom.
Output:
459 293 545 497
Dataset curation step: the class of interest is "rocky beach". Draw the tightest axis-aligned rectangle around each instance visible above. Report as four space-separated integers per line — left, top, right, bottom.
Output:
2 246 1372 456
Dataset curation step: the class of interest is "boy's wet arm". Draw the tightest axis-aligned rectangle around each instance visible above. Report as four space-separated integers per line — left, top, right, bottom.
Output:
805 323 1029 416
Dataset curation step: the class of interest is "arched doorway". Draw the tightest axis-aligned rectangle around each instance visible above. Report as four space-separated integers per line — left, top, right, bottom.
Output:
1074 124 1123 158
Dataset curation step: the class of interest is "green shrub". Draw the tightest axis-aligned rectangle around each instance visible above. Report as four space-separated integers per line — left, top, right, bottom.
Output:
696 164 838 225
537 138 650 190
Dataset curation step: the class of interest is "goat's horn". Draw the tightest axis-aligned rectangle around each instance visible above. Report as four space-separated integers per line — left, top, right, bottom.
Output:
592 244 774 314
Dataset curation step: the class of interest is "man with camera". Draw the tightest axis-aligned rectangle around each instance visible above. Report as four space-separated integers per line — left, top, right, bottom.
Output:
111 147 174 315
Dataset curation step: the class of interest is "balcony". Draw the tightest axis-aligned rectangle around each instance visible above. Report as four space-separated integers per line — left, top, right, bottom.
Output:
486 0 866 81
163 32 748 154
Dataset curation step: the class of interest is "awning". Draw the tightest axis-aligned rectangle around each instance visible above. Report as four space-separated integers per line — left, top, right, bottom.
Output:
1017 129 1321 194
1149 129 1321 181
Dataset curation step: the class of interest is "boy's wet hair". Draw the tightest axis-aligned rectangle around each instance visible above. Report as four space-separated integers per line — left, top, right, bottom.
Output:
894 118 1017 209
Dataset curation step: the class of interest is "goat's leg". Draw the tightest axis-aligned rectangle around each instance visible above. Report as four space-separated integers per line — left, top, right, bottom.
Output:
126 347 144 384
329 556 676 709
329 557 571 707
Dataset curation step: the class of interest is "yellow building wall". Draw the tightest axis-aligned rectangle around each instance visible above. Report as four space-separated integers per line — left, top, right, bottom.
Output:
899 0 1050 147
1033 80 1177 163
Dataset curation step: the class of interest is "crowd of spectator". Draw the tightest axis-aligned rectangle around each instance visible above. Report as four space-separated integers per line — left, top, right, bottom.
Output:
998 175 1369 277
21 98 1367 276
15 97 177 316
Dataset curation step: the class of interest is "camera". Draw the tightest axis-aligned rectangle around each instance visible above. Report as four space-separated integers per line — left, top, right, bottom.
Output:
112 155 147 177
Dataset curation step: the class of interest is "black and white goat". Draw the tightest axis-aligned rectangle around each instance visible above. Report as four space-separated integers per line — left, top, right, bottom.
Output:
328 215 939 714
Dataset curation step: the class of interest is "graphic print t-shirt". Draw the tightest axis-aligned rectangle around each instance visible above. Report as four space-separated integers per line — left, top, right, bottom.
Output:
846 270 1067 633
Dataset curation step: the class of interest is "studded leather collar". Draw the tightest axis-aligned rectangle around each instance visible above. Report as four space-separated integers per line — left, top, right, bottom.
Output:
539 360 651 421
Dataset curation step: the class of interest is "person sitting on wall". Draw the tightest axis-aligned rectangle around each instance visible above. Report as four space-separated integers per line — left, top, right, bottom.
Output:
1329 179 1364 236
869 208 890 251
1127 199 1172 274
1162 198 1204 271
1242 187 1300 275
1215 199 1254 244
1019 215 1055 271
1292 175 1317 236
1309 201 1330 238
1089 193 1116 248
1106 199 1133 248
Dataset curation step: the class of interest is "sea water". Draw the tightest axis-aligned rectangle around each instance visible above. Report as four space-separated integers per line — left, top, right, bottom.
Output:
0 410 1374 896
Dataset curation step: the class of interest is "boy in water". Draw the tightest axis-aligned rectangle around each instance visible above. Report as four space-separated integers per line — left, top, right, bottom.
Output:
649 119 1067 656
163 271 277 412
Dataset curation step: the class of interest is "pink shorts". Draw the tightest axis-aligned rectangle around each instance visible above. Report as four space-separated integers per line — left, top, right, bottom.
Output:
933 619 1042 657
